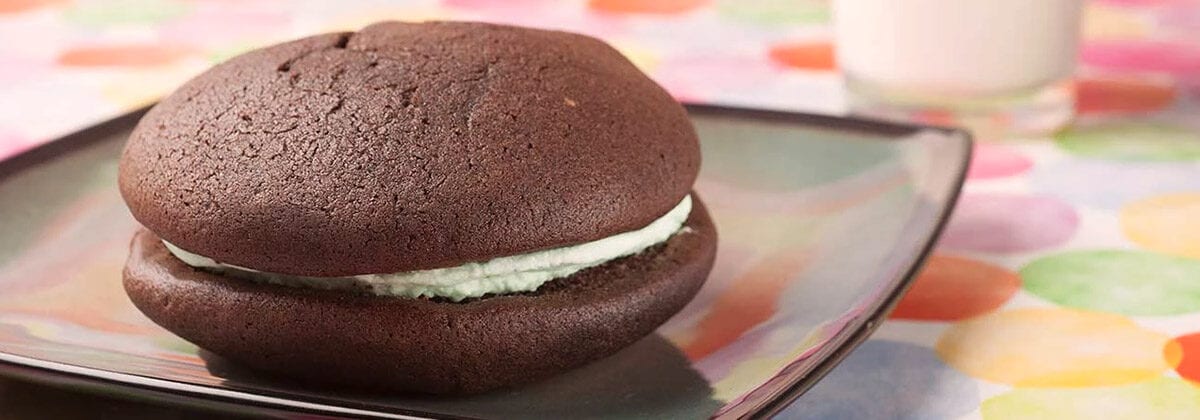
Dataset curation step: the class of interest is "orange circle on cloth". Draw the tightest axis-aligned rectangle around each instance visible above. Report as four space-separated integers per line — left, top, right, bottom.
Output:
57 44 192 67
767 42 835 71
891 255 1020 321
588 0 707 14
1167 333 1200 383
1077 78 1176 114
0 0 66 14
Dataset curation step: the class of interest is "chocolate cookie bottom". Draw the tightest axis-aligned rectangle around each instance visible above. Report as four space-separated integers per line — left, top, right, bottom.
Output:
123 199 716 395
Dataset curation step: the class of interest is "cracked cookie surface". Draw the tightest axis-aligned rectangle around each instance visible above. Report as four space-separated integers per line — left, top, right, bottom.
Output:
118 21 700 277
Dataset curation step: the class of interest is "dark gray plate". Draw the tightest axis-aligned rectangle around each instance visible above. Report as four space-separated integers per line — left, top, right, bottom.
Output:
0 104 970 419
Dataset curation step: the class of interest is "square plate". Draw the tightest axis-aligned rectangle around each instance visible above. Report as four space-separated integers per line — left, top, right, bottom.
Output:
0 104 969 419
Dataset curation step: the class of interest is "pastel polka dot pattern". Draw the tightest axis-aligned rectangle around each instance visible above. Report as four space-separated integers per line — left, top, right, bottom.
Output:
891 255 1020 321
938 193 1079 254
784 340 979 419
936 308 1171 387
1121 193 1200 259
982 377 1200 419
966 143 1034 179
0 0 1199 416
1022 250 1200 316
1056 122 1200 161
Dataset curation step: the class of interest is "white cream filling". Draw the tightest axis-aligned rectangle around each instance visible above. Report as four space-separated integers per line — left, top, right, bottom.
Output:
164 195 692 301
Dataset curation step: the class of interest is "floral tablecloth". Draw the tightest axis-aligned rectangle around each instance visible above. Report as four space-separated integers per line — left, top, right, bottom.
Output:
2 0 1200 418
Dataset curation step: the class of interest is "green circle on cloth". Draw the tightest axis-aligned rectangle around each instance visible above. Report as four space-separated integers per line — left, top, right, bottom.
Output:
63 0 188 27
1022 249 1200 316
1056 122 1200 161
716 0 828 25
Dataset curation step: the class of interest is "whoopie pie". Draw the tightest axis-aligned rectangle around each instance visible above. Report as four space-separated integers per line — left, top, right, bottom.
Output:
119 21 716 395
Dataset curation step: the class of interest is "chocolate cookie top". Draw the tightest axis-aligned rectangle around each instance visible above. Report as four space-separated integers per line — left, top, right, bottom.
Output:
119 21 700 276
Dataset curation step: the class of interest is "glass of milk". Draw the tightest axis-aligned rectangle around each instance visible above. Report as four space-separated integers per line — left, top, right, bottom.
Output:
834 0 1083 136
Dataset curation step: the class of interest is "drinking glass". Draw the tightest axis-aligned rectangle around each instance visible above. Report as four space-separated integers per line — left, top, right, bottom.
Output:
834 0 1084 136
